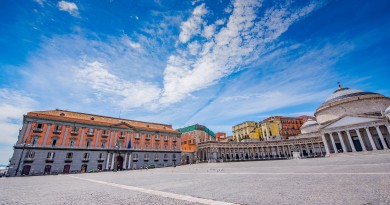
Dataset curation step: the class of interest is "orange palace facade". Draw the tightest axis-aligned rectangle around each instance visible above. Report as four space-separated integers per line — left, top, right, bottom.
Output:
8 110 181 176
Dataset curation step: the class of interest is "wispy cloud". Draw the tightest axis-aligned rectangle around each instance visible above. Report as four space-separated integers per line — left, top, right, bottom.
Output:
160 0 326 106
0 89 37 164
57 1 79 16
178 3 208 43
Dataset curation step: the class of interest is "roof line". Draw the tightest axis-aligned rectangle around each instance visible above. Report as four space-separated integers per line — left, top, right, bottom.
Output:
40 109 173 127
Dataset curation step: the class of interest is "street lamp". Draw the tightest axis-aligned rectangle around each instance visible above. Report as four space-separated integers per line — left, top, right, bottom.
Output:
15 143 30 176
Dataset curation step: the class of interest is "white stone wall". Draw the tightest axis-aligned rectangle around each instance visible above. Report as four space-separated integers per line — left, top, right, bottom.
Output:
315 97 390 124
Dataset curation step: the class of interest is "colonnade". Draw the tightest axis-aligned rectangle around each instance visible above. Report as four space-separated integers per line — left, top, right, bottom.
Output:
197 139 325 162
322 124 390 155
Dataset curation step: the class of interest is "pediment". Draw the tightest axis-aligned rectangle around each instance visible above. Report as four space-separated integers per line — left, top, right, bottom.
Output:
323 116 382 129
111 121 134 129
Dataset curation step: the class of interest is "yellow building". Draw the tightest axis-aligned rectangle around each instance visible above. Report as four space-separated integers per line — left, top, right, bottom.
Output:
232 121 261 142
260 117 282 141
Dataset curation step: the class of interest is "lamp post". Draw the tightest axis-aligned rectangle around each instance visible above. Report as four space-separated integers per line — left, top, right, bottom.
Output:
15 143 29 176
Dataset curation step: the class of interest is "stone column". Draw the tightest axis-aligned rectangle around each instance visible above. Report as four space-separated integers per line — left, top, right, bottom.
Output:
321 134 330 156
18 122 28 144
330 133 338 153
355 129 367 151
62 126 70 146
365 127 377 150
79 128 85 147
105 153 111 170
128 153 132 169
337 131 347 153
346 130 356 152
42 124 52 145
299 144 303 157
375 126 388 149
123 153 127 169
111 153 116 170
95 129 101 148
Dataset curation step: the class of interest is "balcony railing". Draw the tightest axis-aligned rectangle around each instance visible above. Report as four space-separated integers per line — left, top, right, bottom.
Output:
33 128 43 132
119 135 125 139
144 158 149 161
65 158 73 163
46 158 54 163
155 137 160 141
145 137 150 140
135 136 140 140
164 158 168 161
154 158 159 161
164 138 168 142
82 158 89 162
53 129 61 134
173 138 177 142
24 158 34 163
132 158 138 161
97 158 104 162
70 131 78 135
101 133 109 138
87 132 94 137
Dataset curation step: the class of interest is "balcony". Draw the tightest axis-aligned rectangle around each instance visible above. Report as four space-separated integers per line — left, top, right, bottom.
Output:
101 133 109 138
119 135 125 139
132 158 138 161
135 136 140 140
164 138 168 142
82 158 90 162
145 137 150 141
97 158 105 162
64 158 73 163
53 129 61 134
155 137 160 141
46 158 54 163
154 158 159 161
33 128 43 133
70 131 78 135
144 158 149 161
24 158 34 163
173 138 177 142
173 158 176 161
86 132 94 137
164 158 168 161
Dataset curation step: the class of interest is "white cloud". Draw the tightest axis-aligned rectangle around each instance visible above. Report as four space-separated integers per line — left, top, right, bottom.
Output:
0 89 37 164
58 1 79 16
34 0 45 6
75 61 161 110
160 0 325 106
179 3 208 43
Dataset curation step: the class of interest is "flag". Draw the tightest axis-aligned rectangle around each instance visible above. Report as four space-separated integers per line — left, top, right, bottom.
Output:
127 139 131 149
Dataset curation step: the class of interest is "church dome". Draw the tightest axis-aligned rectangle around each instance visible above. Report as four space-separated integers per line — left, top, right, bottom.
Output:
300 119 319 134
314 84 390 125
322 86 379 106
385 106 390 114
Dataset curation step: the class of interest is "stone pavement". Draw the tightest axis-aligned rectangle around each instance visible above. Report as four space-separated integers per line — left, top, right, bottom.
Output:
1 151 390 205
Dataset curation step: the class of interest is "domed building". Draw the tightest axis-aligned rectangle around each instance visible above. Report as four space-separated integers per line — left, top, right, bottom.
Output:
300 119 320 134
312 84 390 156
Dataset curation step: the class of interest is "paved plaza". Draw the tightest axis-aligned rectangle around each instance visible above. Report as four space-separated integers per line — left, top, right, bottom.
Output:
1 151 390 205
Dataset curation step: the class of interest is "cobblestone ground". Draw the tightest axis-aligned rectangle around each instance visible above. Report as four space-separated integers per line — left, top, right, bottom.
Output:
1 151 390 205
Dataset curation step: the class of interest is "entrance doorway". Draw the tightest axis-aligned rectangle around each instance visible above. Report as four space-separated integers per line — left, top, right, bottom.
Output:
22 165 31 176
81 164 87 173
186 156 190 164
44 165 51 175
63 165 70 174
115 156 123 170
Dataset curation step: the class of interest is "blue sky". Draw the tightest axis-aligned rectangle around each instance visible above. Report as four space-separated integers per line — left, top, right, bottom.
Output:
1 0 390 164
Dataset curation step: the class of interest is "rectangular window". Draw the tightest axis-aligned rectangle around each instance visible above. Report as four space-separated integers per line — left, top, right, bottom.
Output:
37 123 43 129
47 152 55 159
70 139 75 147
101 141 106 148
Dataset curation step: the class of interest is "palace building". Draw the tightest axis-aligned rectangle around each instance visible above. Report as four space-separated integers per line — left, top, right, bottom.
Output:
177 124 215 164
197 85 390 162
8 110 181 176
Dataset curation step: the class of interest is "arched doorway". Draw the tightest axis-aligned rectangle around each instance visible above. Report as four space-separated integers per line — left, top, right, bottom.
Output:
63 165 70 174
22 165 31 176
81 164 87 173
115 156 123 170
44 165 51 175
